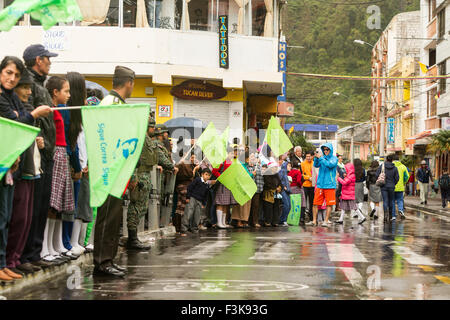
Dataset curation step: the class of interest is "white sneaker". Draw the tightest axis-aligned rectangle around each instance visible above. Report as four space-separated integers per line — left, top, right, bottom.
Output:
85 244 94 250
69 246 84 256
321 222 330 227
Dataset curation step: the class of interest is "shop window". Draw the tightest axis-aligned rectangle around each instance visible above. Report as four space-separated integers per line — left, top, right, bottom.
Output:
428 0 436 22
189 0 210 31
123 0 137 27
145 0 182 29
305 131 319 140
438 60 447 94
252 0 266 36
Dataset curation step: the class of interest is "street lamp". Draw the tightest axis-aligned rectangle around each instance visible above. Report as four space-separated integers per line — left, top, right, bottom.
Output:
354 39 375 48
333 92 355 162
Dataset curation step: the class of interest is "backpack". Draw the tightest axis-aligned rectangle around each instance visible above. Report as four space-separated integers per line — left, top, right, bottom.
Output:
376 163 385 187
439 175 450 189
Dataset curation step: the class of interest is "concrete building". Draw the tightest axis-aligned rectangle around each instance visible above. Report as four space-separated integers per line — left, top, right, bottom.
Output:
370 11 422 157
284 124 338 153
337 123 371 161
416 0 449 177
0 0 286 145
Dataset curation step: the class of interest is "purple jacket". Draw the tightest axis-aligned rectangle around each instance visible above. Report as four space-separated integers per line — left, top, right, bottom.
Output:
337 163 355 200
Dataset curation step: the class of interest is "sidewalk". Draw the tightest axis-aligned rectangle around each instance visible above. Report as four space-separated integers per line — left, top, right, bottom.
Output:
0 226 176 297
404 195 450 216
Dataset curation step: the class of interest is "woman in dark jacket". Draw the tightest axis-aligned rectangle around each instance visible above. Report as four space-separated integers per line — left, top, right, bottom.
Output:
376 155 399 222
366 161 382 219
353 159 366 219
262 165 283 227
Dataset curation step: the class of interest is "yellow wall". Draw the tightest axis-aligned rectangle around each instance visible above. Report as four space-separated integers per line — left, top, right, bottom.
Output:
248 95 277 113
85 77 243 124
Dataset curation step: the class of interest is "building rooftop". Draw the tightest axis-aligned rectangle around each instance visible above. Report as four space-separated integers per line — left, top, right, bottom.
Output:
285 124 339 132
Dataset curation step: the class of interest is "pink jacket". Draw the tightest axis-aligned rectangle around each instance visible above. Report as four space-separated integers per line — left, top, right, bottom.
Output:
337 163 356 200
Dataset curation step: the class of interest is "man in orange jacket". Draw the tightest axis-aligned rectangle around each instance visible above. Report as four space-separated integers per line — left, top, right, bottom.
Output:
301 152 314 221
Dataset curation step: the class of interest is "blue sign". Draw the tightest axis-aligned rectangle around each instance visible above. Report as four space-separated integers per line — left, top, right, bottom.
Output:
387 118 395 144
277 41 287 102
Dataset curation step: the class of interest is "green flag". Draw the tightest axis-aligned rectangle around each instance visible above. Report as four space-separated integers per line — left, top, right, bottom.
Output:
196 123 228 168
217 159 257 206
265 116 293 157
81 104 150 207
0 0 83 31
0 116 40 180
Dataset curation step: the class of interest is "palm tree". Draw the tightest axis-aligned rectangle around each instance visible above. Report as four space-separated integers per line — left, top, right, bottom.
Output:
427 130 450 153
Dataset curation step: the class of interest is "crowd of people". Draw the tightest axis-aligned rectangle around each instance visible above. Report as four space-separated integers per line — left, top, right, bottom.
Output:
1 43 449 280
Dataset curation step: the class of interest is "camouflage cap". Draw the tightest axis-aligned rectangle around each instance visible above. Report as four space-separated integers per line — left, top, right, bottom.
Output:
155 124 169 135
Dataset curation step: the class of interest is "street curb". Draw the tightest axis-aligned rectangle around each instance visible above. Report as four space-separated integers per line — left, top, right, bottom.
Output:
405 203 450 218
0 226 176 298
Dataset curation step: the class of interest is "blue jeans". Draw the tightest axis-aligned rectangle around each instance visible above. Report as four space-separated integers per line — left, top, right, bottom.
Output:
381 188 395 218
394 191 404 213
279 191 291 223
0 182 14 269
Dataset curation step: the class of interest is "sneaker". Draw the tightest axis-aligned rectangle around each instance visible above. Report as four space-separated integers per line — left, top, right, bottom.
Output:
358 217 366 225
305 221 317 226
278 222 289 227
198 225 208 231
321 222 330 227
399 211 406 219
391 217 396 221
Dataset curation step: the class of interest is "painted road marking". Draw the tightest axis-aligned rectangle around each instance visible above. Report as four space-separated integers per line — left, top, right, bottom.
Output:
434 276 450 284
326 243 368 262
249 242 293 260
339 267 365 291
184 240 235 260
419 265 436 272
390 246 443 266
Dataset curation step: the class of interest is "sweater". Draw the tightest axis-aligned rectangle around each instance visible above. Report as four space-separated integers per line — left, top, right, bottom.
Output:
53 110 67 147
186 177 210 205
301 160 313 187
288 168 302 188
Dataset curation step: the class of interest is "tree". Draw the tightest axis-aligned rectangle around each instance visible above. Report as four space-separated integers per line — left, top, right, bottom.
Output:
289 132 316 154
427 130 450 153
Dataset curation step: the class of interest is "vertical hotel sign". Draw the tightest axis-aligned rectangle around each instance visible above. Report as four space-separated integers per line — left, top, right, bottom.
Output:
219 15 229 69
387 117 395 144
277 41 287 101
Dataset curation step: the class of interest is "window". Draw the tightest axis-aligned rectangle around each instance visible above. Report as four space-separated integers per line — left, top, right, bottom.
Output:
123 0 137 27
305 131 319 140
104 0 120 26
429 49 436 67
353 145 360 160
321 131 336 140
252 0 266 36
439 61 447 94
428 0 436 22
427 87 437 117
438 8 445 39
403 81 411 102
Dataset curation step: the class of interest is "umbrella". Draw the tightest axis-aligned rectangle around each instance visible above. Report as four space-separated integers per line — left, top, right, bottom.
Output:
85 80 109 97
164 117 207 140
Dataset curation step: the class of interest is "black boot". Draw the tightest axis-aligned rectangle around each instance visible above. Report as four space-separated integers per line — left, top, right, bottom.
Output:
126 229 151 250
299 207 306 225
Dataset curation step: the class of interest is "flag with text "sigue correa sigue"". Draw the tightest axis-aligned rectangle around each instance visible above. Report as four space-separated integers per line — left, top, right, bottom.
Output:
81 104 149 207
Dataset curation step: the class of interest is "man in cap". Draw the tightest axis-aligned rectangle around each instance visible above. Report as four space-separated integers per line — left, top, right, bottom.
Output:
154 124 178 226
126 117 159 250
20 44 59 269
417 160 433 205
93 66 135 277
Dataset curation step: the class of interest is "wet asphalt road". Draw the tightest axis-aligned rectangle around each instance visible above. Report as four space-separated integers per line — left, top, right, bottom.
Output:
5 208 450 300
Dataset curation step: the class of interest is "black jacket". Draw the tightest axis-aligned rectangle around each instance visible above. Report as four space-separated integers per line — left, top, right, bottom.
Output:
186 177 210 205
417 167 432 183
263 173 282 191
376 161 399 190
366 168 379 187
28 68 56 162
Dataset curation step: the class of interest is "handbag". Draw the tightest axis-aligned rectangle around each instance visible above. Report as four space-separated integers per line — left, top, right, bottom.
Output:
375 163 385 187
287 193 302 226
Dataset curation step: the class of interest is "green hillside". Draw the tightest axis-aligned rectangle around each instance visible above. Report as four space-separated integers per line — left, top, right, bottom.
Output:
284 0 420 126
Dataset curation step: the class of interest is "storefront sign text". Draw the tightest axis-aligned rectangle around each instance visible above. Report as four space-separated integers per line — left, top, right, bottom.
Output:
219 15 229 69
170 80 227 101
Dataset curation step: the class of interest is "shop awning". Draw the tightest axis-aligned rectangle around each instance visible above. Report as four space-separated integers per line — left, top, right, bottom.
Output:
406 130 432 145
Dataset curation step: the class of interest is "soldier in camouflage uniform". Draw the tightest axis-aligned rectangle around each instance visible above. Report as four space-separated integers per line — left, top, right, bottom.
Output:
154 125 178 226
126 117 157 250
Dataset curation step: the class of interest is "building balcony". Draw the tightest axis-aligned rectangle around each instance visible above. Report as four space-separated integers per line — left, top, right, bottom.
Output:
427 17 437 38
425 117 441 130
0 26 281 91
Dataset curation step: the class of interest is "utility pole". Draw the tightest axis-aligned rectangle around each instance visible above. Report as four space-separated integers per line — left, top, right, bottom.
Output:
351 105 355 162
